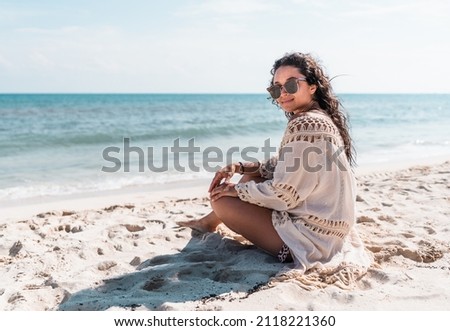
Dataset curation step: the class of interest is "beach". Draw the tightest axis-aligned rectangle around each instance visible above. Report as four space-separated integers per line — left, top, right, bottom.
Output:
1 93 449 312
2 0 450 324
1 158 449 311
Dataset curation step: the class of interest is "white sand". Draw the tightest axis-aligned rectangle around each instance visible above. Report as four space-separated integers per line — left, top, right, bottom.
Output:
1 160 449 311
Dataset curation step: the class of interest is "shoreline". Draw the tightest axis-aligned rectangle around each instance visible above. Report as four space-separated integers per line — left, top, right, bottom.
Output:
0 178 211 222
2 155 449 222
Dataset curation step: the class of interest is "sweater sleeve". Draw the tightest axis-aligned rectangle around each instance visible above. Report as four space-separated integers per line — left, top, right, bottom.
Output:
235 113 343 211
235 140 320 210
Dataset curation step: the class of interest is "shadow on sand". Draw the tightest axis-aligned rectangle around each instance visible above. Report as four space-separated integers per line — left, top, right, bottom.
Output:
58 231 281 310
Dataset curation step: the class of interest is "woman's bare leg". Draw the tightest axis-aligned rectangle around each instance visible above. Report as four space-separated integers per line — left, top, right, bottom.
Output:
210 196 284 256
176 210 221 233
176 174 265 233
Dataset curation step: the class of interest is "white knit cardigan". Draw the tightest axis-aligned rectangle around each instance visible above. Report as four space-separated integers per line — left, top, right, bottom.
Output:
235 111 371 279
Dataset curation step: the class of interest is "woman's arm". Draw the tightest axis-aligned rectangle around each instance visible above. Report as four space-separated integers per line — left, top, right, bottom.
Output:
238 161 261 177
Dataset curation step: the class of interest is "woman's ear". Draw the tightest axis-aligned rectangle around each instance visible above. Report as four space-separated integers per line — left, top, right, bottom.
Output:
309 84 317 95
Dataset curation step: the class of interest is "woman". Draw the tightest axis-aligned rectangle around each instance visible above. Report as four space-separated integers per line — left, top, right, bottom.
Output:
178 52 371 283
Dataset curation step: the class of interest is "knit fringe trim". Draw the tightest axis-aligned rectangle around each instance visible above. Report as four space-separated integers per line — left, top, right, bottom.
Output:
295 214 350 239
281 115 343 149
281 133 339 149
235 182 266 207
271 183 301 209
236 181 301 210
287 115 340 136
273 212 351 239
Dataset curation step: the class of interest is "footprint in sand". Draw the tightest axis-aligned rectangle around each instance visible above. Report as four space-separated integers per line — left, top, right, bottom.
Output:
211 269 245 283
123 224 145 232
356 216 375 224
377 215 396 223
369 242 443 264
423 226 436 235
143 276 166 291
400 232 415 239
147 219 166 229
137 255 173 270
9 241 23 257
7 292 25 304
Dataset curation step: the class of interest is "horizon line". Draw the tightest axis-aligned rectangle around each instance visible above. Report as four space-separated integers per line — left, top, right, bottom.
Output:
1 92 450 95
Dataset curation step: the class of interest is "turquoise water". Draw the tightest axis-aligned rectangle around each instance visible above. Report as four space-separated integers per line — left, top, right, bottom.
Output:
0 94 449 202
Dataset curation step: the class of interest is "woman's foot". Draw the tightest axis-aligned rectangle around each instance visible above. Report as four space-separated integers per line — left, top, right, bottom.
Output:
176 211 222 233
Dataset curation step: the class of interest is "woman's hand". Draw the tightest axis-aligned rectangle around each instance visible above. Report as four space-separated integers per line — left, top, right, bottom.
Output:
208 163 237 193
209 182 238 201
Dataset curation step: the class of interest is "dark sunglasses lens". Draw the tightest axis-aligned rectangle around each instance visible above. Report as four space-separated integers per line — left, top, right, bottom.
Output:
268 86 281 99
268 79 300 99
284 79 299 94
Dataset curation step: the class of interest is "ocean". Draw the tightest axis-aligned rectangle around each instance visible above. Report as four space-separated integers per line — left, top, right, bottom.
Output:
0 93 449 204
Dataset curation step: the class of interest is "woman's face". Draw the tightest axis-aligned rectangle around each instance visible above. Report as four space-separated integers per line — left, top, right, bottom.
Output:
272 65 317 114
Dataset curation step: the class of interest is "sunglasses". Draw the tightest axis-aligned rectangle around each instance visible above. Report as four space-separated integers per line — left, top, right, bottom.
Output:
267 77 307 99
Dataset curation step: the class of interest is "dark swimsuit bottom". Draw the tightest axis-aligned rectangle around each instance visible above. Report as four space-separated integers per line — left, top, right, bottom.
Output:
277 244 293 263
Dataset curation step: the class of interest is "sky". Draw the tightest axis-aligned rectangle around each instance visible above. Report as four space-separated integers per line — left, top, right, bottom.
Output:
0 0 449 93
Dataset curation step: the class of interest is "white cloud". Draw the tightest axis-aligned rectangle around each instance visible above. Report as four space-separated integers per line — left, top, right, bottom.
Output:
28 51 54 68
0 53 13 69
338 0 450 19
176 0 277 16
0 7 46 22
16 26 84 34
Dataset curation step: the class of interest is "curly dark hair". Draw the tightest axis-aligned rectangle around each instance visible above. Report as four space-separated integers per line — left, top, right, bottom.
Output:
269 52 356 166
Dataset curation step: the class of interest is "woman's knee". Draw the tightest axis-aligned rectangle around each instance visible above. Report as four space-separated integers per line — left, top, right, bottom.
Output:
210 196 234 219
